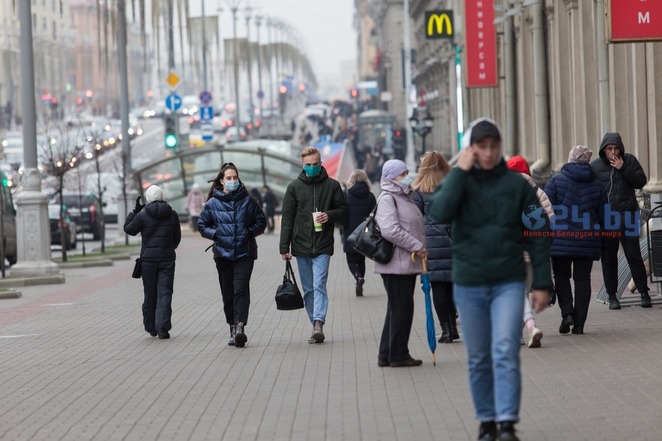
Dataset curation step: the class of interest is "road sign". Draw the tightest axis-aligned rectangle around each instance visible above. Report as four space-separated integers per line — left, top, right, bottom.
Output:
199 90 213 105
199 106 214 121
165 94 182 112
165 71 181 90
257 90 264 100
201 122 213 141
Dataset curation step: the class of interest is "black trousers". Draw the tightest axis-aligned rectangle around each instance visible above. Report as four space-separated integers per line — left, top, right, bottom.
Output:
378 274 416 363
141 260 176 334
266 213 275 233
215 256 254 325
600 235 649 296
431 281 455 325
345 251 366 279
552 256 593 326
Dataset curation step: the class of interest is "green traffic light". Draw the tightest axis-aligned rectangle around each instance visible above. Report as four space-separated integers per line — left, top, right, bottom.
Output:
165 133 178 148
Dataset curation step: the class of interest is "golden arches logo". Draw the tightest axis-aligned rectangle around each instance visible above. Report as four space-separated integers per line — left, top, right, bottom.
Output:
425 11 454 39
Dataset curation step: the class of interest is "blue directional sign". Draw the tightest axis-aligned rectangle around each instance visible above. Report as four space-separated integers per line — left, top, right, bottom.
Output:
199 90 213 105
201 122 214 141
199 106 214 121
165 93 182 111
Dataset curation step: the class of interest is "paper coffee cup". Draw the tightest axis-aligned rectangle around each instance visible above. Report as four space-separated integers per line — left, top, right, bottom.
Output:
313 212 323 232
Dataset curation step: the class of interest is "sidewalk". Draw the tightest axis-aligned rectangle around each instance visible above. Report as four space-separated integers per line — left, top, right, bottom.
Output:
1 230 662 440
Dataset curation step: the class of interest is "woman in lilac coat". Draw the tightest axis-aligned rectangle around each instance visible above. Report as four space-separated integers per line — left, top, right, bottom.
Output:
375 159 427 368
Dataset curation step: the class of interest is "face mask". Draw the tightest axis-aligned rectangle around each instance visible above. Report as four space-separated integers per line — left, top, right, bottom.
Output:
399 175 413 187
303 164 321 178
225 180 240 192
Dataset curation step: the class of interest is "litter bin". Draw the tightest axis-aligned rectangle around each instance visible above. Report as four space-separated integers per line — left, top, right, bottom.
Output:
646 201 662 281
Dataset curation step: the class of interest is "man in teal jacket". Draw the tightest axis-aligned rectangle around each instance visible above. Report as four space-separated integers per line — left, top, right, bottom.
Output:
280 146 347 344
429 118 552 441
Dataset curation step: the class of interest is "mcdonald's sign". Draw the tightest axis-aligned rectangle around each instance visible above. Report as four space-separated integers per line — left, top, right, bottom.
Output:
425 11 454 40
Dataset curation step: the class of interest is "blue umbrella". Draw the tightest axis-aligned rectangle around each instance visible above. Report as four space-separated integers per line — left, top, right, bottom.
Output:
413 253 437 365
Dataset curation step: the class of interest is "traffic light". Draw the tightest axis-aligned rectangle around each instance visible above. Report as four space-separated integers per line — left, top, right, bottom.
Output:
164 113 178 149
350 88 358 99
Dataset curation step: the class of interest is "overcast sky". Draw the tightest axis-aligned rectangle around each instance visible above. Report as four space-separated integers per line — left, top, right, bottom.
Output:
187 0 357 94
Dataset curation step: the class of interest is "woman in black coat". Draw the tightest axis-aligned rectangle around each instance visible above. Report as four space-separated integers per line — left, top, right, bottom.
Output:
342 169 376 296
412 152 458 343
198 163 266 347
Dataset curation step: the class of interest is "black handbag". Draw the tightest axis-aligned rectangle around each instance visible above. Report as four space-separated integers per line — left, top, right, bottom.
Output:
131 258 142 279
347 194 396 264
275 260 304 310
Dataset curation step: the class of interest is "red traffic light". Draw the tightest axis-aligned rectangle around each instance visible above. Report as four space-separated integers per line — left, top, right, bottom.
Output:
279 85 287 94
350 88 358 98
394 130 402 137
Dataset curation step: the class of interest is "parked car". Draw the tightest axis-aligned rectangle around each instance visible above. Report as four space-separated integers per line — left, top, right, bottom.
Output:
52 193 103 239
225 126 247 143
48 204 77 250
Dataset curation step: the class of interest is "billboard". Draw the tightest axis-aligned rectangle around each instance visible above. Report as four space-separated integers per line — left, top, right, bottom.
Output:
464 0 498 87
606 0 662 42
425 11 454 40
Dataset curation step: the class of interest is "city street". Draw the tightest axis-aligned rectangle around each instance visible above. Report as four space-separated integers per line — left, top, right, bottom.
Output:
1 230 662 440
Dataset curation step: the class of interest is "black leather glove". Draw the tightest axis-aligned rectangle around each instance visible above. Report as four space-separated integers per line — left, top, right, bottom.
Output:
133 196 145 214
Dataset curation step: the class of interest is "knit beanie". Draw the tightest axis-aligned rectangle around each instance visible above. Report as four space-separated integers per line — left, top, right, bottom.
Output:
506 156 531 176
144 185 164 203
568 145 593 163
381 159 408 180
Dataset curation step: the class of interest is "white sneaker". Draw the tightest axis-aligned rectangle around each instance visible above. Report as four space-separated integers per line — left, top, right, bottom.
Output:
527 327 543 348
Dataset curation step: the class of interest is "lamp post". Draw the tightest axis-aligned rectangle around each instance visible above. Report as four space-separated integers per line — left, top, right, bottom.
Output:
409 108 434 156
244 6 254 129
254 15 264 121
230 4 240 130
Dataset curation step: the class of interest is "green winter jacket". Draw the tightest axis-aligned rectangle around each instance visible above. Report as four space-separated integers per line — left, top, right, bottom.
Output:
279 167 347 257
429 160 552 290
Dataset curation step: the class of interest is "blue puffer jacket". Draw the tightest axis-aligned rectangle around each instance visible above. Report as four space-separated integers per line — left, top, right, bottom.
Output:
198 185 266 260
413 190 452 282
544 163 606 260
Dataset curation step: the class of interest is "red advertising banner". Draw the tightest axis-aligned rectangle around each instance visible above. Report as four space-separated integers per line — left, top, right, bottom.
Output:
464 0 498 88
607 0 662 42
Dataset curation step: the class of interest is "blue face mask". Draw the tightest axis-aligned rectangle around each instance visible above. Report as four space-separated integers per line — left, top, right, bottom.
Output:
303 164 321 178
225 180 240 192
399 175 413 187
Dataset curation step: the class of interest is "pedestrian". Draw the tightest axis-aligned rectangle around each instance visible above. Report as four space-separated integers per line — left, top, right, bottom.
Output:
123 185 181 340
506 155 555 348
279 146 347 344
429 118 552 441
261 185 278 233
185 183 205 232
412 151 459 343
198 163 267 348
250 187 262 207
590 132 650 309
544 146 606 335
375 159 427 368
342 169 376 296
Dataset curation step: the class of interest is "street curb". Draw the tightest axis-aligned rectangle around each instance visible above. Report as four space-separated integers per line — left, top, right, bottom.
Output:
0 288 22 299
0 274 65 288
57 259 115 269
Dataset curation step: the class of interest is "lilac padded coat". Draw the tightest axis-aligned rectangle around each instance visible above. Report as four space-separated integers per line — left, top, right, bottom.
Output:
373 178 426 275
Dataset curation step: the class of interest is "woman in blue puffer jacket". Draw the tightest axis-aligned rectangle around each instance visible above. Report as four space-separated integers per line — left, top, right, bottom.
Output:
198 163 266 347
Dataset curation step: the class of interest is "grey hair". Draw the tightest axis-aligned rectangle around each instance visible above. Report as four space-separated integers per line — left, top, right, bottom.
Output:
347 169 371 188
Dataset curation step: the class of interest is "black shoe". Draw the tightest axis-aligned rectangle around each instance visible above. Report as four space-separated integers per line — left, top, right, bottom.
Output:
477 421 497 440
438 322 453 343
234 323 247 348
312 320 325 343
158 332 170 339
498 421 519 441
377 359 390 367
559 314 574 334
450 319 460 340
608 295 621 310
228 325 236 346
572 324 584 335
355 276 365 296
641 292 652 308
146 329 157 337
390 358 422 367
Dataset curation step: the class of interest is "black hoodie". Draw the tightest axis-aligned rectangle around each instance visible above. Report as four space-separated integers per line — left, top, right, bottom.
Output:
124 200 181 261
590 132 647 213
342 181 376 252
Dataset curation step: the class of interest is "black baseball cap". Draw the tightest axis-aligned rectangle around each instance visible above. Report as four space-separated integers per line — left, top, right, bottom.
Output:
470 120 501 144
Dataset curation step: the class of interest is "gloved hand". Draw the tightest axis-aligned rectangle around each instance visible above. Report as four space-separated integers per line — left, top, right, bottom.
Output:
133 196 145 214
247 229 255 240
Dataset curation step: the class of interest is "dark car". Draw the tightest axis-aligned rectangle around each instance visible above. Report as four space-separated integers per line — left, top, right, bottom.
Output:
48 204 78 250
53 193 103 239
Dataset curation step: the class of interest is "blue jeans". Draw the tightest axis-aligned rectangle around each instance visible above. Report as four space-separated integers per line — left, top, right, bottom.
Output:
454 281 525 423
296 254 331 323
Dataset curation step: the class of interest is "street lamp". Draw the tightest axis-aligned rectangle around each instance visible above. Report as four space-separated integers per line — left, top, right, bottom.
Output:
409 108 434 155
244 5 254 129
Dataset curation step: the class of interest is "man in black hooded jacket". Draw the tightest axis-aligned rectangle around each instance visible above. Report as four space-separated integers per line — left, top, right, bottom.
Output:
590 132 650 309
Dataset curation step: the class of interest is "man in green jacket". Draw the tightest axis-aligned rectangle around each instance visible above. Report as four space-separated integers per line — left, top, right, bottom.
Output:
429 118 552 441
280 146 347 344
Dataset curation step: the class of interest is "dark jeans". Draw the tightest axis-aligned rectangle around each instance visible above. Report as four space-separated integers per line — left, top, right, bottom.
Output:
345 251 366 279
378 274 416 363
552 257 593 326
601 235 649 296
215 256 255 325
141 260 176 334
266 213 275 233
431 281 455 325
